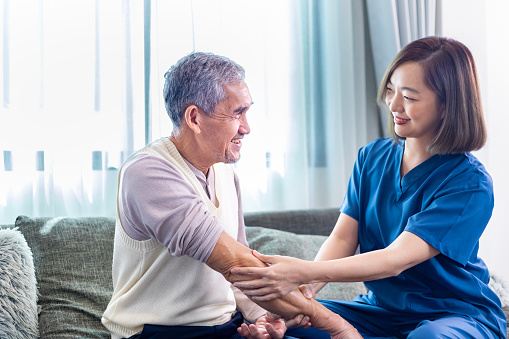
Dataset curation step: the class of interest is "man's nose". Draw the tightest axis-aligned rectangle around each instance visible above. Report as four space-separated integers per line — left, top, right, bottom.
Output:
239 115 250 135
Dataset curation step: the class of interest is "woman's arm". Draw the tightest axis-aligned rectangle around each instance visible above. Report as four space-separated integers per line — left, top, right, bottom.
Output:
232 230 439 300
310 230 440 283
316 213 360 262
310 213 360 294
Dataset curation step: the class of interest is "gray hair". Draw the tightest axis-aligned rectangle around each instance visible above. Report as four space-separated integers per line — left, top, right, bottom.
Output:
163 52 246 128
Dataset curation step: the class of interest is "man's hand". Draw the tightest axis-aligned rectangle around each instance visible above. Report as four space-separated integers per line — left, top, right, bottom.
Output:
237 315 286 339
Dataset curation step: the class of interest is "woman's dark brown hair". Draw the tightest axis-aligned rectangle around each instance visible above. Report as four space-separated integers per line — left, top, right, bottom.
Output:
377 36 486 154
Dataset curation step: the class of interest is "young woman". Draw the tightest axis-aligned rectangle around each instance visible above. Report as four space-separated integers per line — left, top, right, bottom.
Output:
233 37 507 338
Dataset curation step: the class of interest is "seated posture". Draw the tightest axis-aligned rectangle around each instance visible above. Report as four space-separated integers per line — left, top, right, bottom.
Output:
232 37 507 339
101 52 361 339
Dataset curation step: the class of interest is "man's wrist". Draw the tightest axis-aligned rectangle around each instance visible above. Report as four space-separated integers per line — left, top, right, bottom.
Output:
247 307 268 324
266 311 282 320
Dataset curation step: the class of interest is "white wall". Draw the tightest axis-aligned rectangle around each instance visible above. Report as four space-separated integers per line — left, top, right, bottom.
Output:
441 0 509 282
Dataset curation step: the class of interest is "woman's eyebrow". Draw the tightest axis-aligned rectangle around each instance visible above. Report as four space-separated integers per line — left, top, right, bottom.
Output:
388 80 420 94
401 86 420 94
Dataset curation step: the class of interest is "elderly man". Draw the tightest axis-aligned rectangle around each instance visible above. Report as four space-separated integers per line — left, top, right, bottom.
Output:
101 52 360 339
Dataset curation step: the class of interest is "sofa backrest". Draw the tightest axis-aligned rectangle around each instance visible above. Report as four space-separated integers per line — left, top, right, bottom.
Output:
244 208 340 236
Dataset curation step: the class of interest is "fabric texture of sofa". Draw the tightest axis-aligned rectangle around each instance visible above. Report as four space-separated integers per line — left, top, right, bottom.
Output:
0 208 507 338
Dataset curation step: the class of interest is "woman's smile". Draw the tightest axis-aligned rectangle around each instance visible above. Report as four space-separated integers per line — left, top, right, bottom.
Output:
394 116 410 125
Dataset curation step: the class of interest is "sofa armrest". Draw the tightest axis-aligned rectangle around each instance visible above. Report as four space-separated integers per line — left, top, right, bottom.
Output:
244 208 340 236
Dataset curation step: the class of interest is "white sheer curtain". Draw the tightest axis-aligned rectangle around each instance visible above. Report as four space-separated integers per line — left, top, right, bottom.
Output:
253 0 380 211
1 0 382 224
0 0 146 223
148 0 381 212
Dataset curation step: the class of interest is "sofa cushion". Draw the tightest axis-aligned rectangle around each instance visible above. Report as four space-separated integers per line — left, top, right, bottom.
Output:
0 227 39 339
246 226 367 301
15 216 115 338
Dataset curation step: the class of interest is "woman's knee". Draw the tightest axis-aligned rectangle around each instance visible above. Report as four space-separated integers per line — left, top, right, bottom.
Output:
407 320 443 338
407 317 494 339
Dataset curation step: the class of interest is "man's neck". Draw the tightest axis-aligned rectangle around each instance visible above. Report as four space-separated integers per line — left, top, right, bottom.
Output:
169 134 210 176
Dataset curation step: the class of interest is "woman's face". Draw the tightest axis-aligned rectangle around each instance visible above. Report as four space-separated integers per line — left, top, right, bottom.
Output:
385 62 444 147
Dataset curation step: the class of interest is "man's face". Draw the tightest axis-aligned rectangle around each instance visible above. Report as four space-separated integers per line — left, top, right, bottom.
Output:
199 81 252 165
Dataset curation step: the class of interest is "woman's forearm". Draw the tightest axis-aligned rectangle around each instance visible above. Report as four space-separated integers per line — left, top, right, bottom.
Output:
308 231 439 284
309 248 398 283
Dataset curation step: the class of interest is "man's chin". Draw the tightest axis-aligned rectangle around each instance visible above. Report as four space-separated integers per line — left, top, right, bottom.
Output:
224 153 241 164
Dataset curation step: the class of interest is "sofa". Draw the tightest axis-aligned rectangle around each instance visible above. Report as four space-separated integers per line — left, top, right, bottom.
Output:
0 208 507 338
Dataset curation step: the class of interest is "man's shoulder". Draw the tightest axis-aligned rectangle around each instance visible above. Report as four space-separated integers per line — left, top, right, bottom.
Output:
122 152 181 181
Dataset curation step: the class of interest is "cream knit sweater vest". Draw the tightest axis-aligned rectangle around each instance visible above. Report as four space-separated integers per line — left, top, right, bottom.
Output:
102 138 239 339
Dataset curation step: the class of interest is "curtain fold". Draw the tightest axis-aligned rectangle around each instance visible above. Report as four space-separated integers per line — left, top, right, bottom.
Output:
278 0 380 211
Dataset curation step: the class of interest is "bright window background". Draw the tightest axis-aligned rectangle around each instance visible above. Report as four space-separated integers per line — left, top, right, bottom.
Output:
0 1 147 220
440 0 509 282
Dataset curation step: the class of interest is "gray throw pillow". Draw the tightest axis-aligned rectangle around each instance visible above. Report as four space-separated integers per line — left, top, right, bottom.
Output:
15 216 115 339
246 226 366 301
0 228 39 339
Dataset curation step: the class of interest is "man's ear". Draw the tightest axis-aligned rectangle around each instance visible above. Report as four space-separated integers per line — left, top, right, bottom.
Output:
184 105 202 134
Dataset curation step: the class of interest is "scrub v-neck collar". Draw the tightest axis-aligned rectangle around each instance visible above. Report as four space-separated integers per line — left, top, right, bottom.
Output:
394 143 456 199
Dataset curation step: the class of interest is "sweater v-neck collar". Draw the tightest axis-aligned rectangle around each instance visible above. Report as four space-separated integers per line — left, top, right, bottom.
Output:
160 138 219 211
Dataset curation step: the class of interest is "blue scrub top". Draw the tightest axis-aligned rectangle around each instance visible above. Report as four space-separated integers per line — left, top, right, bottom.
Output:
341 138 506 336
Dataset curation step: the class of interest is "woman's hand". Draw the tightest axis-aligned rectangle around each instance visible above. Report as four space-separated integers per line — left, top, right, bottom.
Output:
231 250 309 301
237 315 287 339
297 284 316 300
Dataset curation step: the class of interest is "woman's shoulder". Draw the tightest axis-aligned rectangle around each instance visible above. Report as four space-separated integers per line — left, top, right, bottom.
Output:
363 137 399 150
456 153 493 189
435 152 493 201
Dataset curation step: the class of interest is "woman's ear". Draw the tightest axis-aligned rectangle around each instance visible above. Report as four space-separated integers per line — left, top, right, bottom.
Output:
184 105 201 134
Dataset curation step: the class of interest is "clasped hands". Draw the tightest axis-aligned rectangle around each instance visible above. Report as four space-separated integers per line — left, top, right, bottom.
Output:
231 250 312 301
232 250 315 338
